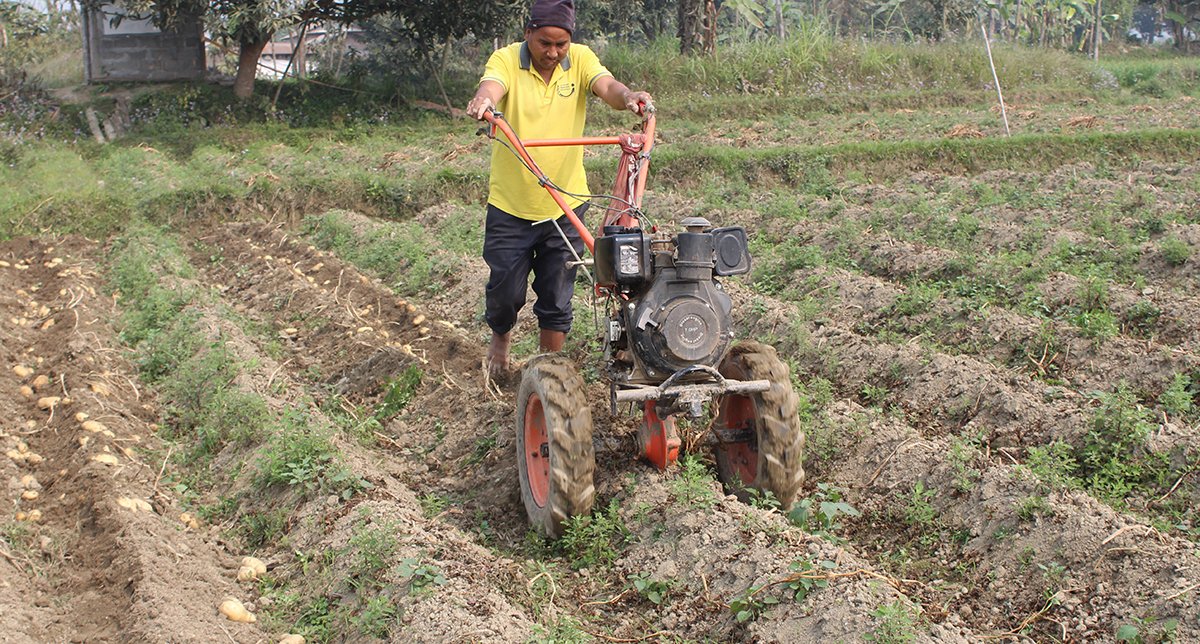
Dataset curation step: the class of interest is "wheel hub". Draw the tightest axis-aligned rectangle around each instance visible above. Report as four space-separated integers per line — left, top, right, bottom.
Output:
523 393 550 508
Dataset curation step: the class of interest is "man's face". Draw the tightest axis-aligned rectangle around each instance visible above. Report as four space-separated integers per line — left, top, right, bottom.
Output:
525 26 571 75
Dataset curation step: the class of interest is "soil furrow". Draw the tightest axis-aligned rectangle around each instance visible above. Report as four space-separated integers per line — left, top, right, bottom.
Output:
0 237 270 643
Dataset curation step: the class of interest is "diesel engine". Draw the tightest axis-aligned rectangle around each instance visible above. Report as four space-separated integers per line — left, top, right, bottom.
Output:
594 217 751 385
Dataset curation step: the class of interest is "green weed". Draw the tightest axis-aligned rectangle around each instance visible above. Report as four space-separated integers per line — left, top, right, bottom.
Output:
1023 441 1082 492
1122 300 1162 336
627 572 675 605
347 514 399 589
466 423 499 466
1016 495 1052 521
240 509 289 548
747 488 783 512
1159 374 1194 418
1079 384 1164 504
903 481 937 527
559 499 630 571
729 586 781 623
528 616 594 643
1115 617 1180 643
787 483 860 539
1159 237 1191 266
861 383 890 407
376 365 422 420
947 434 983 492
255 408 370 500
784 557 837 602
419 493 450 518
293 596 336 642
669 455 719 510
352 594 397 638
397 557 448 594
866 601 920 643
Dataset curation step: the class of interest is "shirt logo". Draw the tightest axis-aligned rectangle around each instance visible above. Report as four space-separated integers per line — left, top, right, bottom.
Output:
556 82 576 98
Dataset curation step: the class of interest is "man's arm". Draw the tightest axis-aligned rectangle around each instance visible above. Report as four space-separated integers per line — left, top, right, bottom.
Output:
592 76 653 115
467 80 507 120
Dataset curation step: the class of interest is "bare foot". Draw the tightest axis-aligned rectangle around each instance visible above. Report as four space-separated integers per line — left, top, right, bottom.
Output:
487 331 512 377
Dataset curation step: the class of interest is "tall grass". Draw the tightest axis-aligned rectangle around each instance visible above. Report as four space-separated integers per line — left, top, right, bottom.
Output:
601 32 1095 97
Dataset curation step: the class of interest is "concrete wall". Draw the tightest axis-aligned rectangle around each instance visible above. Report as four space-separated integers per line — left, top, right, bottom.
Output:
82 5 205 83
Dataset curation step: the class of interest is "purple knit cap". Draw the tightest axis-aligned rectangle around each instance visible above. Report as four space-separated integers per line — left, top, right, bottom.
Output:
528 0 575 34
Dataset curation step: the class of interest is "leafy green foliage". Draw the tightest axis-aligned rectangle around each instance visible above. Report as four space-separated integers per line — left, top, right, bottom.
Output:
240 508 289 548
947 434 983 492
1023 441 1082 492
628 572 675 605
1159 374 1195 418
418 493 449 518
1159 236 1191 266
528 615 595 643
729 587 780 623
747 487 782 512
352 594 397 638
1079 384 1161 503
397 558 448 594
1114 617 1180 643
1017 495 1052 521
787 483 860 539
784 558 836 602
347 514 398 589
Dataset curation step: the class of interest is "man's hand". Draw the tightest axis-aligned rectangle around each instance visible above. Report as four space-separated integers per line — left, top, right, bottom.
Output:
467 81 506 121
466 95 495 120
624 90 654 116
593 76 653 115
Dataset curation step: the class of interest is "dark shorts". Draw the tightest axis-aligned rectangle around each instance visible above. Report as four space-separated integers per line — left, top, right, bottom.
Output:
483 202 588 335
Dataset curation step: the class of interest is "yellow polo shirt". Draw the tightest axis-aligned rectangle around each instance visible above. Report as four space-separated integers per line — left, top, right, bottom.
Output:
481 42 612 220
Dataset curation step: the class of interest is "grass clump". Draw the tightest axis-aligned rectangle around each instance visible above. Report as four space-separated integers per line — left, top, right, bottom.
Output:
304 210 460 296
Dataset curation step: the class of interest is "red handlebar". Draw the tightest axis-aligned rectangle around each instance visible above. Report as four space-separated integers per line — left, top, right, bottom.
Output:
482 109 656 256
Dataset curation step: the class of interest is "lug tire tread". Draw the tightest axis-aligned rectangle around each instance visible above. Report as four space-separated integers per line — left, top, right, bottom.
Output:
516 354 596 538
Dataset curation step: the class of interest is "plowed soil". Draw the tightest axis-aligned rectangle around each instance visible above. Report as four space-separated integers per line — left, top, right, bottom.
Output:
3 130 1200 642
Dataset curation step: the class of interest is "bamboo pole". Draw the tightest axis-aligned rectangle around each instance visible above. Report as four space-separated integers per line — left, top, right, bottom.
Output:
981 24 1010 136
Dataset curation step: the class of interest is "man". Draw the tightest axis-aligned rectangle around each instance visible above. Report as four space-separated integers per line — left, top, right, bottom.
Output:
466 0 653 376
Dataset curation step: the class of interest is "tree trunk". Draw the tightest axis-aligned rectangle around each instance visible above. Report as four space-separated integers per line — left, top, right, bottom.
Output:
234 36 271 100
1092 0 1101 60
775 0 785 39
678 0 704 55
703 0 717 54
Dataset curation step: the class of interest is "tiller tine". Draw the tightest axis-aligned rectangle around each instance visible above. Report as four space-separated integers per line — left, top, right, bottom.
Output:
639 403 680 470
